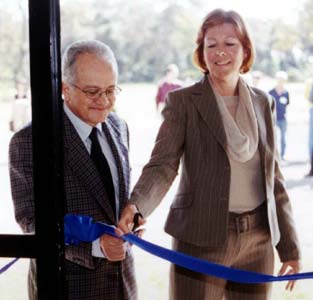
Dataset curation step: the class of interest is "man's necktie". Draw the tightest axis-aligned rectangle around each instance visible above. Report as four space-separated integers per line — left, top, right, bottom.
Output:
89 127 116 213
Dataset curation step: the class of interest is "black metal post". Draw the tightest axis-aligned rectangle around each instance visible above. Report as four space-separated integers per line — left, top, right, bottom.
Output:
29 0 65 299
0 235 36 258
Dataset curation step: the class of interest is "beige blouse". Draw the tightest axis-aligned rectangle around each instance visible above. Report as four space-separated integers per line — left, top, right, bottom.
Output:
223 95 265 212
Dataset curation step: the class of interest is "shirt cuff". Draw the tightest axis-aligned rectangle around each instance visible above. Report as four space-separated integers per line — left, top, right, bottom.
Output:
92 238 105 258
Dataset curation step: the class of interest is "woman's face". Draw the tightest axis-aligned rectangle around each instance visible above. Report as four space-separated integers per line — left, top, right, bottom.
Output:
203 23 246 82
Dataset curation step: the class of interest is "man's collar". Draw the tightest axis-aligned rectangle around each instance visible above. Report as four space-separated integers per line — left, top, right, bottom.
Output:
63 102 102 142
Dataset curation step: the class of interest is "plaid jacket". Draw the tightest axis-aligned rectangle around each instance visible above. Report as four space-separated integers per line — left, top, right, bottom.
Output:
9 112 137 300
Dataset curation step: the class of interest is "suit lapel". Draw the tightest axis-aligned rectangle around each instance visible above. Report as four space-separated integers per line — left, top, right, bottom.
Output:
190 76 227 150
190 76 269 166
103 116 129 213
249 87 268 166
63 114 116 223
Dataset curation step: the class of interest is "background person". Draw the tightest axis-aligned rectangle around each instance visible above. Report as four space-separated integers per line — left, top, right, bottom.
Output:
251 70 263 88
305 81 313 177
155 63 183 113
9 40 137 300
119 9 300 300
269 71 290 160
9 91 31 132
306 150 313 177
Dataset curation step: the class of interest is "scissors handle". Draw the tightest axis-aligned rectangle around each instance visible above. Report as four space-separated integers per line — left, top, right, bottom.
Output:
132 212 143 231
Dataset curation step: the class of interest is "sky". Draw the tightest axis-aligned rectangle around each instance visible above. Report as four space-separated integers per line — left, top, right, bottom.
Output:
206 0 304 24
146 0 306 24
1 0 306 24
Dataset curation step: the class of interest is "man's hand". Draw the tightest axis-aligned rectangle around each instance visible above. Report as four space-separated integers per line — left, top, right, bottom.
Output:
118 204 145 234
99 228 126 262
278 260 301 291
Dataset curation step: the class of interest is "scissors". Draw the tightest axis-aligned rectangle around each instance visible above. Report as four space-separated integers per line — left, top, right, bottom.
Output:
131 212 143 235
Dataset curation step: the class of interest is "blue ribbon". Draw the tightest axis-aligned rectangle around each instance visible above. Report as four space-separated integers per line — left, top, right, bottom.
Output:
64 214 313 284
0 258 19 275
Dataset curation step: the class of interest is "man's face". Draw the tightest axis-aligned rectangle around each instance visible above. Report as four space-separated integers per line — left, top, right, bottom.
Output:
62 53 117 126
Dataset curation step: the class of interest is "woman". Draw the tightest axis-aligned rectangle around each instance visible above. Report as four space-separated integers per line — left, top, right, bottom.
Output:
119 9 300 300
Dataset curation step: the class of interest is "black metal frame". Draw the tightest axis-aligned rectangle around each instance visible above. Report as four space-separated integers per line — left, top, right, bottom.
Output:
0 0 65 299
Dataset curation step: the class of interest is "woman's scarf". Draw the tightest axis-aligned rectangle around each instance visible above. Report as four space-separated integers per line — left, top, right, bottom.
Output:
210 76 259 163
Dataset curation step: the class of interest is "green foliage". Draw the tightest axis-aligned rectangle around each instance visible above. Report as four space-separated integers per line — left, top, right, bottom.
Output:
298 0 313 54
297 0 313 75
247 18 276 75
70 1 200 82
0 2 30 100
2 0 313 102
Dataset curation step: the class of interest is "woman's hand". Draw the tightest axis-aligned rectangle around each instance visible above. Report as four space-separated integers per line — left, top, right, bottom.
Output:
278 260 301 291
118 204 145 234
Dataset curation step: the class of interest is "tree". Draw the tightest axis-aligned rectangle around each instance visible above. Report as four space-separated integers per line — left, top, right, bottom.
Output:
0 1 29 100
2 0 313 103
298 0 313 54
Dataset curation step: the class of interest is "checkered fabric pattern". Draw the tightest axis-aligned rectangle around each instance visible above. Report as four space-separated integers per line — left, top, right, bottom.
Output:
9 112 137 300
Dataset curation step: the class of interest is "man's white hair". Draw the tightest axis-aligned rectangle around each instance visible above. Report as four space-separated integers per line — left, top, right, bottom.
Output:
62 40 118 83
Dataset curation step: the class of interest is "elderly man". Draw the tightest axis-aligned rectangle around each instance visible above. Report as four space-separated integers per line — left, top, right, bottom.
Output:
9 40 137 300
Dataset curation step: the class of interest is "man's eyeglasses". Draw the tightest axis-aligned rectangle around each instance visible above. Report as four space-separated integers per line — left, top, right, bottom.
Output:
70 83 121 100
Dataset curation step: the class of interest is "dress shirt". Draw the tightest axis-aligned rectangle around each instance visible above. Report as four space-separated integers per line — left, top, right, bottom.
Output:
64 102 119 257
